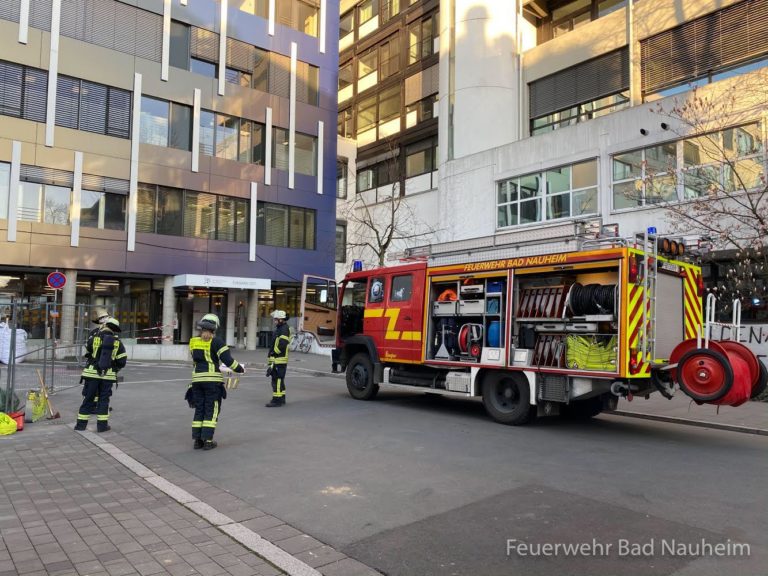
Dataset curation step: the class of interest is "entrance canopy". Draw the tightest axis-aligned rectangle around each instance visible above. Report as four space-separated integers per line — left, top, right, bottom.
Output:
172 274 271 290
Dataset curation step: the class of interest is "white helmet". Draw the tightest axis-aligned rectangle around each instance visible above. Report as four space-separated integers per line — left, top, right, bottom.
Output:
271 310 287 320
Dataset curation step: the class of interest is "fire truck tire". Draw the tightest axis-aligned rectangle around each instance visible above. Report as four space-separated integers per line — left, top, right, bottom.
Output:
751 361 768 399
561 396 603 420
481 372 532 425
677 348 733 403
346 353 379 400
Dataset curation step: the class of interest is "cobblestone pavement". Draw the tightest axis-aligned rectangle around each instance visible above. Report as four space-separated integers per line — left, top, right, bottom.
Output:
0 423 284 576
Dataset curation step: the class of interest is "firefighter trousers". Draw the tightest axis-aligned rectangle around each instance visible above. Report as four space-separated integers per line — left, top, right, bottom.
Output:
270 364 287 403
191 381 223 441
77 378 113 430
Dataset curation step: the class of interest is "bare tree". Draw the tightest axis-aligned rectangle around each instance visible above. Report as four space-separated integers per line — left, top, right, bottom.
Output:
340 140 439 267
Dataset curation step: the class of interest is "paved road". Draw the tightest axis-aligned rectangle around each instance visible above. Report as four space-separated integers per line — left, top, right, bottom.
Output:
52 362 768 576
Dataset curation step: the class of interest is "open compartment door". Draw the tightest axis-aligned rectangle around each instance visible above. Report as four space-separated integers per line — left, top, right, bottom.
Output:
300 275 338 345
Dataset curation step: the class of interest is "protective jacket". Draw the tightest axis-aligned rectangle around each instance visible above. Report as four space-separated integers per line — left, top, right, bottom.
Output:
189 336 243 382
268 323 291 365
81 328 127 382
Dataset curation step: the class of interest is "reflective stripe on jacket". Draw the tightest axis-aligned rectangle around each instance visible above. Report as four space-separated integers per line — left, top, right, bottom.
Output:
81 331 127 382
190 336 240 382
268 323 290 365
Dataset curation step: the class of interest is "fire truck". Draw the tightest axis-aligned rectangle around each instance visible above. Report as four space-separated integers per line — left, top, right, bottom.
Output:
333 232 765 425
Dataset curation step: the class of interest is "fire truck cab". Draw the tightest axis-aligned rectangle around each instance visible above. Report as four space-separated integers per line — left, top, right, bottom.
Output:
334 236 765 425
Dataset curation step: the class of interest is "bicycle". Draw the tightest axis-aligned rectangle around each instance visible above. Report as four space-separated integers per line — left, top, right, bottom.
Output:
289 330 314 353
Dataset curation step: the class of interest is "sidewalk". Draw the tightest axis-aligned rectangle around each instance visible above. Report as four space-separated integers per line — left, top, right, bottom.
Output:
0 422 382 576
240 349 768 435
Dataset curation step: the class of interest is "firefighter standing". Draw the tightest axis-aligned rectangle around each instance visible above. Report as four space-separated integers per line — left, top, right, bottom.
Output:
266 310 291 407
75 317 127 432
189 313 244 450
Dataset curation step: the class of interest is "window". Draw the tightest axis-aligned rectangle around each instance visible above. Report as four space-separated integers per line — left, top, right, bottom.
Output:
338 108 354 138
340 11 355 47
226 67 252 87
0 162 9 219
256 201 316 250
358 48 377 83
335 223 347 263
54 75 131 138
238 0 269 18
140 97 191 150
199 110 264 164
358 0 378 25
80 191 126 230
497 159 597 228
337 161 348 199
216 114 239 161
391 275 412 302
539 1 626 42
191 57 217 78
273 127 289 171
276 0 319 37
339 62 354 97
378 85 400 124
408 13 437 65
199 110 215 157
295 133 318 176
406 94 437 128
17 182 71 224
382 0 401 23
406 139 437 177
357 166 376 192
0 61 48 123
612 144 677 209
137 183 249 241
530 49 629 135
641 1 768 97
380 36 400 80
169 21 191 70
251 122 265 165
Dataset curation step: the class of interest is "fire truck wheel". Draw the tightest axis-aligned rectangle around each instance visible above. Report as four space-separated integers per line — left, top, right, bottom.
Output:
751 361 768 399
561 396 603 420
481 372 532 425
346 353 379 400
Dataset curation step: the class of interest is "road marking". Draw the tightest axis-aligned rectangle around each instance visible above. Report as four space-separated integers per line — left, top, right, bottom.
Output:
77 430 325 576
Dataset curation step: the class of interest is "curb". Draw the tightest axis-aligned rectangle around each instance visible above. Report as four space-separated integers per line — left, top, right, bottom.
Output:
610 410 768 436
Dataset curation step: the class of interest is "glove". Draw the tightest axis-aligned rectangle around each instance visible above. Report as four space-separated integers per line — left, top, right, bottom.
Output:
266 366 273 377
184 386 195 409
235 364 245 374
218 382 227 400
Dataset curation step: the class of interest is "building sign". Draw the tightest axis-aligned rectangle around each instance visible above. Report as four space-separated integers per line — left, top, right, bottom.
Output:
710 324 768 365
172 274 271 291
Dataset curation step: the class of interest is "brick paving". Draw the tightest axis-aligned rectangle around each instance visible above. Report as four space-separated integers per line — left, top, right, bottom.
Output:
0 423 283 576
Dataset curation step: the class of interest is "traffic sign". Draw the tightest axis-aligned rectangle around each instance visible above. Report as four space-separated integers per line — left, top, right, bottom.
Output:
47 271 67 290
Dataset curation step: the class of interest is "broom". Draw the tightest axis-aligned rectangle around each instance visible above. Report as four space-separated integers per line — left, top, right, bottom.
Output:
36 369 60 419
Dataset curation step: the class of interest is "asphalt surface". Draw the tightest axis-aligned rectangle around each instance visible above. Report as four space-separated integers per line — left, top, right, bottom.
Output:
50 361 768 576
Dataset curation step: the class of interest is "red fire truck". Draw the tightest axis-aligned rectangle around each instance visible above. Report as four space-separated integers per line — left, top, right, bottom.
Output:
333 235 765 424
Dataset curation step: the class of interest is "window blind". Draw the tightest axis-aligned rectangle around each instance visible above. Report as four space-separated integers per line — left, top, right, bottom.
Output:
641 0 768 94
529 48 628 119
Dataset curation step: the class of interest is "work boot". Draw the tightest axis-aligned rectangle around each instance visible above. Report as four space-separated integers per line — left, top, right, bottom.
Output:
203 440 217 450
96 424 111 433
265 398 282 407
193 439 204 450
74 421 87 431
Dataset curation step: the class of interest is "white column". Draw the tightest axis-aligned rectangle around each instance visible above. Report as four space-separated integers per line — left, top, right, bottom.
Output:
7 141 21 242
18 0 30 44
226 291 236 346
268 0 275 36
265 107 272 185
45 0 62 147
70 151 83 247
288 42 297 189
246 290 259 350
319 0 327 54
316 121 324 195
192 88 201 172
127 73 142 252
249 182 257 261
162 275 175 345
161 0 171 81
218 0 228 96
60 269 78 349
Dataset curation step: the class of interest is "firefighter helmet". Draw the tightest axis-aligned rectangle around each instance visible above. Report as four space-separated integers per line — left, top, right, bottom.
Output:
271 310 287 320
91 307 109 325
103 317 121 333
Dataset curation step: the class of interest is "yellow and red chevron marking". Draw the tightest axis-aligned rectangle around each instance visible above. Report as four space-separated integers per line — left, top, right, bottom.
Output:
683 267 703 340
627 284 650 375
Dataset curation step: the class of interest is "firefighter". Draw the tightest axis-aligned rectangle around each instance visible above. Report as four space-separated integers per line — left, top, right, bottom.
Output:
74 317 127 432
189 313 244 450
265 310 290 407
